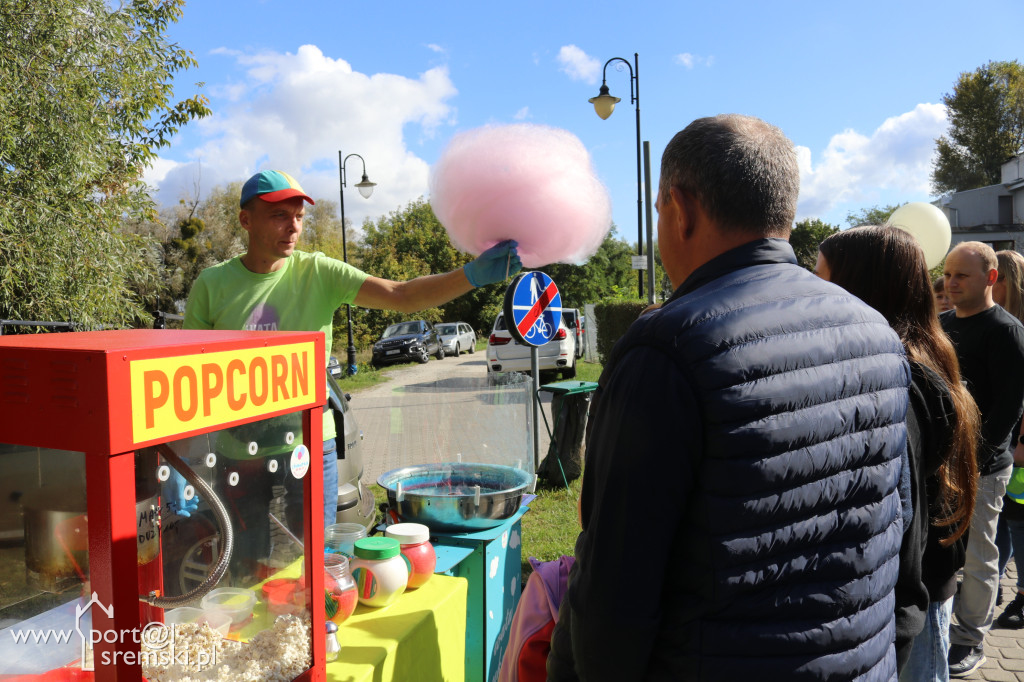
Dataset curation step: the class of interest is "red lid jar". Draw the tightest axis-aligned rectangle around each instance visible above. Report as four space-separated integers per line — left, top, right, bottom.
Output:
384 522 436 589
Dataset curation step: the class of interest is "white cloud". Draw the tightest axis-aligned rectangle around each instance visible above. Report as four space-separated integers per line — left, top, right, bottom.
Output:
513 106 530 121
675 53 713 69
557 45 600 84
795 103 948 222
151 44 458 227
425 43 445 54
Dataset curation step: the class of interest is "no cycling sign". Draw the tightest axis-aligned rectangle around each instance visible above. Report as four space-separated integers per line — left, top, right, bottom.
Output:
503 271 562 347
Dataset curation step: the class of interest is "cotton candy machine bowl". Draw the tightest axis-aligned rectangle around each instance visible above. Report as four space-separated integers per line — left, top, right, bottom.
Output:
376 463 533 532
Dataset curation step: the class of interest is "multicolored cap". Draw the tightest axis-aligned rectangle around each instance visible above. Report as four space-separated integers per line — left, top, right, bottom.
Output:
240 170 315 208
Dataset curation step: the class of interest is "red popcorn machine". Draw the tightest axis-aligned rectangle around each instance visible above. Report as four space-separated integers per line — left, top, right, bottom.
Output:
0 329 329 681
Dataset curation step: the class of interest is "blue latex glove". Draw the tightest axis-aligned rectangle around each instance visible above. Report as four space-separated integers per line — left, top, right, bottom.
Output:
163 468 200 518
463 240 522 287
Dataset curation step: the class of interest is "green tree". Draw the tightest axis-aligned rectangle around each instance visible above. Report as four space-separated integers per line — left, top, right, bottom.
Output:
790 219 840 271
354 198 502 345
846 204 902 228
540 234 640 307
0 0 209 328
932 60 1024 195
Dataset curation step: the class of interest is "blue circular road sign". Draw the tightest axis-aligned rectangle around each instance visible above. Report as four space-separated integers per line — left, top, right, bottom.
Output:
502 272 562 348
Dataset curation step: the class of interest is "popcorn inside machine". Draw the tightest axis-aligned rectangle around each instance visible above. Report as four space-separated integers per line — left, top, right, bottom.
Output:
0 329 329 681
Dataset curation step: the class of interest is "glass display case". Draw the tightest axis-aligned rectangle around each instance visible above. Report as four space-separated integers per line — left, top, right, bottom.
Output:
0 329 328 681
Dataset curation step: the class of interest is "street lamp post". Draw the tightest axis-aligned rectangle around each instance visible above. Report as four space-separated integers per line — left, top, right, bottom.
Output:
338 150 376 376
589 52 644 299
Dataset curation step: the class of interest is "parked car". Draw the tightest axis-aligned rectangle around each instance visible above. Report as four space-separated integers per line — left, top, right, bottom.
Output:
486 312 576 381
327 355 344 379
371 320 445 367
561 308 585 359
436 322 477 356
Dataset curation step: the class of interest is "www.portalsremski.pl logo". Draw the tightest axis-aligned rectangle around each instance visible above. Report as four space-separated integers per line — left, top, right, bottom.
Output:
7 592 216 671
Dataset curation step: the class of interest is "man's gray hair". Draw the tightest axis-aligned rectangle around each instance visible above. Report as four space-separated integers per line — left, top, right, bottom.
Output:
659 114 799 237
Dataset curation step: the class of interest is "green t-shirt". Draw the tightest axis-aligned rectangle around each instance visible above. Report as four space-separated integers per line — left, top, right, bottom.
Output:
184 250 368 443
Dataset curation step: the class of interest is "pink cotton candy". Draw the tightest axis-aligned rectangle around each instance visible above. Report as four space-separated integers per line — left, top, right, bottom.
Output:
429 124 612 268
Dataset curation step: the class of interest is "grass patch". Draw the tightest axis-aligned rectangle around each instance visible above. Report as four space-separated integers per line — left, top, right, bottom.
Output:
521 476 583 577
573 360 602 383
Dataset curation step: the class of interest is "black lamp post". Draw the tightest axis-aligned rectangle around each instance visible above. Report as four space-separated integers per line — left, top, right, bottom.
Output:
589 53 643 299
338 150 376 376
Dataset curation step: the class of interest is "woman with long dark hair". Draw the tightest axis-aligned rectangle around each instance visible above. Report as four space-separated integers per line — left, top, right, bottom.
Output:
816 225 979 681
993 249 1024 629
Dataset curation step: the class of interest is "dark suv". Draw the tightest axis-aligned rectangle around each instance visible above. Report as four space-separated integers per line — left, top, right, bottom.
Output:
371 320 445 366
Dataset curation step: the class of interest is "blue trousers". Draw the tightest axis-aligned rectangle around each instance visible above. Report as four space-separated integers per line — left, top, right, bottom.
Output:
900 597 953 682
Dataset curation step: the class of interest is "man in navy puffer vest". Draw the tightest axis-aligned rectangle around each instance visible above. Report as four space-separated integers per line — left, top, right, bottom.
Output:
546 114 909 681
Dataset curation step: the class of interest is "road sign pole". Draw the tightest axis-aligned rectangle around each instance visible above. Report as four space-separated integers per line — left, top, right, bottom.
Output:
531 345 540 471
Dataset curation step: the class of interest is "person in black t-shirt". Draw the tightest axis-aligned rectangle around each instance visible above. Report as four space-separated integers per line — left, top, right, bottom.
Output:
941 241 1024 677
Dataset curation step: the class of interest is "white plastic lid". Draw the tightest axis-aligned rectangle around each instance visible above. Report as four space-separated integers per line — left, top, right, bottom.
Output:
385 522 430 546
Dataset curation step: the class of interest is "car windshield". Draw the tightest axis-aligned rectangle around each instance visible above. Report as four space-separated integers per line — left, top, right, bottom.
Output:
383 322 421 338
436 324 457 335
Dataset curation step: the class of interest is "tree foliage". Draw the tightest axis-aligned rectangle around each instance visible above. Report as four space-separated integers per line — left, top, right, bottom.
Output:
932 60 1024 195
845 204 902 228
0 0 209 328
354 198 489 346
541 235 641 306
790 219 840 271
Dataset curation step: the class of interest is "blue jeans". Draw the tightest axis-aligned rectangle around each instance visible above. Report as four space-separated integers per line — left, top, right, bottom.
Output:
997 514 1013 579
322 437 339 528
284 437 338 536
900 597 953 682
1007 512 1024 591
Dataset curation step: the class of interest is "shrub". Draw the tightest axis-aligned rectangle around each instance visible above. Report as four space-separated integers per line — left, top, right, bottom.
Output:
593 300 649 365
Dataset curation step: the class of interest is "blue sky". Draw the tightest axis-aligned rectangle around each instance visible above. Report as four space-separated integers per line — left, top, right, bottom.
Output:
151 0 1023 249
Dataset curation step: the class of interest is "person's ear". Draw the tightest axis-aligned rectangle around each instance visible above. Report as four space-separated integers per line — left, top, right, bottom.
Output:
670 186 698 239
987 268 999 286
239 208 251 234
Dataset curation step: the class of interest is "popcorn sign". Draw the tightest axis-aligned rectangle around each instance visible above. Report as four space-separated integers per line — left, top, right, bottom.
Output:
130 342 317 442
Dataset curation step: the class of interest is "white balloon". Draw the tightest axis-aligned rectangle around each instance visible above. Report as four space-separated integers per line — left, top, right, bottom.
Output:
888 202 952 269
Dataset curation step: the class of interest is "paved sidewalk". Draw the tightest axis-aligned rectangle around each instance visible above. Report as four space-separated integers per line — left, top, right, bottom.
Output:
967 560 1024 681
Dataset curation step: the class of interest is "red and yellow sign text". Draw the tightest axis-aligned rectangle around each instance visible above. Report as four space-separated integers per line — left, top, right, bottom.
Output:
130 342 317 442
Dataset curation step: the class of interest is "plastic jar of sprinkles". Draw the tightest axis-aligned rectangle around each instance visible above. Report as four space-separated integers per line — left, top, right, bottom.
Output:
349 537 407 607
323 554 358 625
385 523 435 589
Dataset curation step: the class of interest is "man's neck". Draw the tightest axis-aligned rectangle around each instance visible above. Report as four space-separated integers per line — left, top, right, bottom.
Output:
240 252 286 274
955 298 995 318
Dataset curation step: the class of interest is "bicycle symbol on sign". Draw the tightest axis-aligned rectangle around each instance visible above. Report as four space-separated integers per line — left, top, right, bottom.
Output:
524 318 551 341
523 274 552 341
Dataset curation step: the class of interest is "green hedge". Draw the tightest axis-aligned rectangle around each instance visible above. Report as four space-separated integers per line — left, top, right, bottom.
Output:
593 300 650 365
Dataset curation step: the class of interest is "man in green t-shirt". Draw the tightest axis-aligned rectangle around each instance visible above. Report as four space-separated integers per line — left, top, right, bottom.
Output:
182 170 520 564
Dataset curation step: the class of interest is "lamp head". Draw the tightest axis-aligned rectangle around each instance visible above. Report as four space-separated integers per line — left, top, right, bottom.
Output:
588 84 621 120
355 173 376 199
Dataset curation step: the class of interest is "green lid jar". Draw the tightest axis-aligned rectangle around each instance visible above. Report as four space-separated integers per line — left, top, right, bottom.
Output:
353 536 401 560
350 537 408 608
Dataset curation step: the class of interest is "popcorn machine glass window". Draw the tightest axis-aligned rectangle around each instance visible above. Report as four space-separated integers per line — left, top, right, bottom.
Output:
0 329 328 681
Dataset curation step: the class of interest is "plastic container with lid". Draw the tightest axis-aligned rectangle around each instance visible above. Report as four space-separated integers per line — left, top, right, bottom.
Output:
324 553 358 624
200 587 257 631
349 536 408 607
384 522 436 589
163 607 231 637
326 522 368 559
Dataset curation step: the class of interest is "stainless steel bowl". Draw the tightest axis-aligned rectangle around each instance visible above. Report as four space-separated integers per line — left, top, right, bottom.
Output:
376 463 533 532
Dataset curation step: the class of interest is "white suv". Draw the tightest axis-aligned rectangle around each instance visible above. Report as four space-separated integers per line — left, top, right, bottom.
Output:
486 312 576 381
